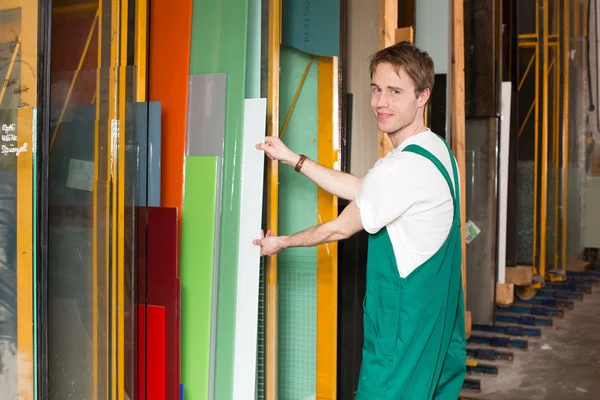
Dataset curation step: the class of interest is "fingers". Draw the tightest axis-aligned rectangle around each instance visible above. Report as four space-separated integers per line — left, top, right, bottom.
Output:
255 143 275 160
256 136 279 149
253 229 276 253
253 229 264 246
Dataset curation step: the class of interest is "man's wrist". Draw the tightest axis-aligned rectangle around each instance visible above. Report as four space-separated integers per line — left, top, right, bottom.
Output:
286 153 301 166
278 235 291 251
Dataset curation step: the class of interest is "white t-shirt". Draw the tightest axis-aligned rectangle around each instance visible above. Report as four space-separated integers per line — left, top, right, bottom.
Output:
355 129 458 278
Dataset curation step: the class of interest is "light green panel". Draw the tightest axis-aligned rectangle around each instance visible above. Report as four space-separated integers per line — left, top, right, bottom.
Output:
245 0 262 98
180 156 218 399
189 2 249 399
279 45 319 236
278 44 319 399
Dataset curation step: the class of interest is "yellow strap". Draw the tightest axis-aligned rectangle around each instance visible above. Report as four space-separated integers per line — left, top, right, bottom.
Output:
279 54 313 139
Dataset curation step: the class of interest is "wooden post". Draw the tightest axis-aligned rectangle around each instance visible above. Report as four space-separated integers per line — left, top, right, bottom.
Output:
451 0 471 337
377 0 398 158
265 0 281 397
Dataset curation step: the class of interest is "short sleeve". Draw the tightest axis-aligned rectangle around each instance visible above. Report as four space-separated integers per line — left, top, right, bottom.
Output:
355 154 421 234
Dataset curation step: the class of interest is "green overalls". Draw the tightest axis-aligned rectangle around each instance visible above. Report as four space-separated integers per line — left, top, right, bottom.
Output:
355 142 466 399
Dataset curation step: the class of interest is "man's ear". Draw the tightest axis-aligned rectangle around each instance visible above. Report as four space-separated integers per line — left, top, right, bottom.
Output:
418 88 431 107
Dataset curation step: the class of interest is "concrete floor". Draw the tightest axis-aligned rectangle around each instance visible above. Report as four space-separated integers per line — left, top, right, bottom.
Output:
464 289 600 400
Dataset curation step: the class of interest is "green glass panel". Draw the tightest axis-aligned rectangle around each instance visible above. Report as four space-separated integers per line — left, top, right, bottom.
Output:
188 1 249 398
277 45 318 399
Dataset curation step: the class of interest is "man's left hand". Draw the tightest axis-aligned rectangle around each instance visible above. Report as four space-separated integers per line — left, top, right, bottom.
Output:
253 229 286 257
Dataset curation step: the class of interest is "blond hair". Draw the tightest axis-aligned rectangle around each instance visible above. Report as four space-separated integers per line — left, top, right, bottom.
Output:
369 41 435 97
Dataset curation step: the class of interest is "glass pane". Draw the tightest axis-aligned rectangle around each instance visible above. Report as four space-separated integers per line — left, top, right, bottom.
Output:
47 66 146 400
0 108 35 399
565 167 584 266
465 117 498 326
0 1 39 398
517 160 535 265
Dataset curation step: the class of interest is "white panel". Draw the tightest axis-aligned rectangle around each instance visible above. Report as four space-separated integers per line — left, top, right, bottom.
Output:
497 82 512 284
232 98 267 399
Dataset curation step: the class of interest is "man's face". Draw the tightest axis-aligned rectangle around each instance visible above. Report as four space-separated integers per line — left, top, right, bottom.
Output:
370 62 428 135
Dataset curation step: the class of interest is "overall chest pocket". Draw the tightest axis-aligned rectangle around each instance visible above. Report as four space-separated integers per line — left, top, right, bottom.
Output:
363 284 403 360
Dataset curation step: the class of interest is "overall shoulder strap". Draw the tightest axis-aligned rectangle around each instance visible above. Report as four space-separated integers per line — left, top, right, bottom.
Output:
402 144 459 221
439 138 460 200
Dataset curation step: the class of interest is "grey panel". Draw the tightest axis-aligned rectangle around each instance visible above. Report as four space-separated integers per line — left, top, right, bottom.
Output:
135 102 162 207
148 102 162 207
185 73 227 400
135 103 149 207
186 73 227 157
465 117 499 326
583 177 600 248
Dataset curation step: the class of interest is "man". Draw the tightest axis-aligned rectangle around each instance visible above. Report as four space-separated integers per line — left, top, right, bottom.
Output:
254 41 466 399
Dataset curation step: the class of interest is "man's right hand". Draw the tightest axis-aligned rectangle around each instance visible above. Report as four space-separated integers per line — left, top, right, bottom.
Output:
256 135 363 201
256 136 299 166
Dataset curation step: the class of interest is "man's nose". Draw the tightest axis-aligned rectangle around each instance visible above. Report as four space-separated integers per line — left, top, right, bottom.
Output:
376 93 389 108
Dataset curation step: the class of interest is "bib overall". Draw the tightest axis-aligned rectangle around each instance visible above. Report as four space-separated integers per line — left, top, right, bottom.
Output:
355 142 466 399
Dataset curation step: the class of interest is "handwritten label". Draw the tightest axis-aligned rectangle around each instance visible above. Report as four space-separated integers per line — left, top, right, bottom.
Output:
66 159 94 192
3 78 17 88
13 85 28 95
9 36 20 53
2 123 15 133
1 142 27 156
1 123 28 156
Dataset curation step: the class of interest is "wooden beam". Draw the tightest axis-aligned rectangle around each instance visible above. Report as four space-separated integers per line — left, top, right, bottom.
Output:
134 0 148 102
464 311 471 339
316 56 338 400
377 0 398 159
17 1 38 395
0 0 21 12
395 26 414 43
505 266 534 286
496 283 515 307
451 0 470 336
378 0 398 49
265 0 281 398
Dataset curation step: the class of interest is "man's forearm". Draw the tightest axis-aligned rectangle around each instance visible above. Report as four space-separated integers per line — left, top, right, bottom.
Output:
280 220 348 250
286 155 363 201
257 201 364 257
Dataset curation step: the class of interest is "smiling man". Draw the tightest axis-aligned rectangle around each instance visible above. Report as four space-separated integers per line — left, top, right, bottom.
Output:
254 41 466 399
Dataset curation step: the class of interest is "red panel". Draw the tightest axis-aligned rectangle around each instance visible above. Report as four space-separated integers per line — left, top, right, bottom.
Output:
136 304 147 399
147 305 166 400
146 207 180 400
134 209 149 398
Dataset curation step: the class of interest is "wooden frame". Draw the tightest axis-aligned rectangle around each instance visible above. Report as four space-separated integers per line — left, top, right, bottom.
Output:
377 0 398 159
450 0 471 337
316 56 339 400
265 0 281 397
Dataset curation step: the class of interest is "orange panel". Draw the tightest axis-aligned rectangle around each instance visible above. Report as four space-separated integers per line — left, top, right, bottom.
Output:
148 0 193 254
